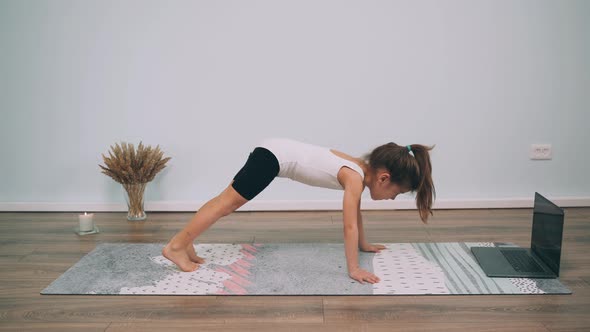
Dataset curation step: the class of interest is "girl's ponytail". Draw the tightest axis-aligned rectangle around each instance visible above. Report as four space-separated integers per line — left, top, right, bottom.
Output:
408 144 436 223
365 142 435 224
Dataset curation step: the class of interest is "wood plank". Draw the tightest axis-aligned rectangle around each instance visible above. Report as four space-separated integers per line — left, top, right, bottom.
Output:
105 321 551 332
0 322 110 331
0 208 588 331
322 294 584 324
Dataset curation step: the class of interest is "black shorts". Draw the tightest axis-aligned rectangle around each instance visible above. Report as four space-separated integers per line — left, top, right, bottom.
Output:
231 147 280 201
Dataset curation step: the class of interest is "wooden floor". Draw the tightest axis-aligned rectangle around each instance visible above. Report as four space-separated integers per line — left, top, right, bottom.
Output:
1 208 589 331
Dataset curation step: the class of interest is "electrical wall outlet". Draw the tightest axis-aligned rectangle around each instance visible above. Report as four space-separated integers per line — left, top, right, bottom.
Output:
530 144 552 160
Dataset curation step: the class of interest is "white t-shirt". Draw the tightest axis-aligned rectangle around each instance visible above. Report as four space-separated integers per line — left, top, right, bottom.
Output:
259 138 365 190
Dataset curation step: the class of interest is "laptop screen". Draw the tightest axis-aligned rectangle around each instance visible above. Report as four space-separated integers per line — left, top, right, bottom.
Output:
531 192 565 275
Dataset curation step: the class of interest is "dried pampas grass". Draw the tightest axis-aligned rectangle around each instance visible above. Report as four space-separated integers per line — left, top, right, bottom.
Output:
99 141 171 185
99 141 171 220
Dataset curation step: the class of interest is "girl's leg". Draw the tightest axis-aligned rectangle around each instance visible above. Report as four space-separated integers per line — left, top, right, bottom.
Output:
185 242 205 264
163 183 248 272
164 146 279 272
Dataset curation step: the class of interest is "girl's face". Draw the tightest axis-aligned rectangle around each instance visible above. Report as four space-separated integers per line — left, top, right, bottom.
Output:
369 172 410 200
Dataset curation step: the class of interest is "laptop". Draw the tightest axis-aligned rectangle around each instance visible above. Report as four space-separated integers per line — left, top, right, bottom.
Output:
471 192 565 278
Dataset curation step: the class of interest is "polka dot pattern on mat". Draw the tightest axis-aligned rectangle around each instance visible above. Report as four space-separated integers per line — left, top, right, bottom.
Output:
509 278 545 294
372 243 450 295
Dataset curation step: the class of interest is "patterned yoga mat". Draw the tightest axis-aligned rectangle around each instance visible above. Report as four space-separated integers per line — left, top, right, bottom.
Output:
41 242 571 295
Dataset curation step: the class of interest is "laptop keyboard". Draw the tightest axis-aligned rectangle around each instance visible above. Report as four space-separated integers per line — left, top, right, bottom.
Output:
501 250 545 273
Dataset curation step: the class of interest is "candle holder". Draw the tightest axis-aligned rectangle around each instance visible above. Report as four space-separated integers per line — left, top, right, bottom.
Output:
123 182 147 221
76 212 99 235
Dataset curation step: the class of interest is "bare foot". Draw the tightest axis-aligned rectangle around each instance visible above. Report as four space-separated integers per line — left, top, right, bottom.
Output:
162 243 199 272
186 244 206 264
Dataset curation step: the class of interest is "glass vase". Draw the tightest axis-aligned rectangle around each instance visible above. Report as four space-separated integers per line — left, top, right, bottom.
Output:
122 182 147 221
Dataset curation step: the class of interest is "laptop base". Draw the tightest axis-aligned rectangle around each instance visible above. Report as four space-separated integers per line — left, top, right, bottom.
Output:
471 246 557 278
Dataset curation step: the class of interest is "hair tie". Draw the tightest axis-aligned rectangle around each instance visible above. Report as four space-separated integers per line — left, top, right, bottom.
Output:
406 145 415 157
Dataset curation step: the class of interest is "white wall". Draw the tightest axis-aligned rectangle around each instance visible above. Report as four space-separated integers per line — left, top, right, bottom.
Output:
1 0 589 212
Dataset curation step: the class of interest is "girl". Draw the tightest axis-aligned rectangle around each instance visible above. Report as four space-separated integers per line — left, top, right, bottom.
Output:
163 138 435 284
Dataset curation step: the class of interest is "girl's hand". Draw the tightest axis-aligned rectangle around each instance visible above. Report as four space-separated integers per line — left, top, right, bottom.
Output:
360 243 387 253
348 267 381 284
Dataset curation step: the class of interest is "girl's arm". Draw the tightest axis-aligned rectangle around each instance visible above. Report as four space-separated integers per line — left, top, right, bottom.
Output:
358 209 387 253
342 177 362 274
339 167 381 284
357 209 368 249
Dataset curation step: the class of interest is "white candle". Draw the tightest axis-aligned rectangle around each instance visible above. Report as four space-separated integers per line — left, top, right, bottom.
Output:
79 212 94 232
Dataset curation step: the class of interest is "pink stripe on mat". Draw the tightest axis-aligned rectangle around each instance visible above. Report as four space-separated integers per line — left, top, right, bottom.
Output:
229 263 250 277
242 244 258 253
214 267 252 288
240 250 255 260
235 259 252 268
211 246 260 295
222 280 247 295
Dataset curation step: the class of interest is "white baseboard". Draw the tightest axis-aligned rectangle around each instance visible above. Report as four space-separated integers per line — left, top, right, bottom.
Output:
1 197 588 212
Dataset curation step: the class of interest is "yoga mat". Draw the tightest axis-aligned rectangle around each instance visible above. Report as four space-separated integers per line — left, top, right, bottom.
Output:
41 242 571 295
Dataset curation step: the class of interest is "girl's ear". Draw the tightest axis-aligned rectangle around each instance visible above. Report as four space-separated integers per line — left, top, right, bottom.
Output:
379 172 391 184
